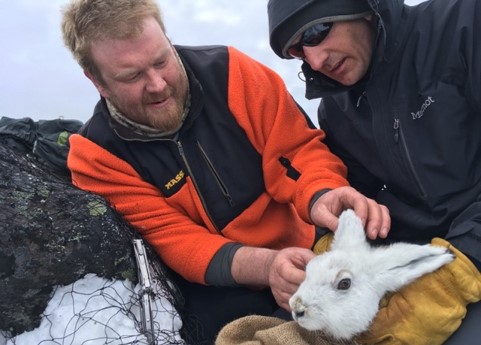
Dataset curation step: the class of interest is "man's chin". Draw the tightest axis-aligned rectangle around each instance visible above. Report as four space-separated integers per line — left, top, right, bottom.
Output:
149 114 184 133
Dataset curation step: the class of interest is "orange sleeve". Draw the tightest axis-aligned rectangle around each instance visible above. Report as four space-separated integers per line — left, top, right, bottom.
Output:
226 46 349 221
67 134 233 284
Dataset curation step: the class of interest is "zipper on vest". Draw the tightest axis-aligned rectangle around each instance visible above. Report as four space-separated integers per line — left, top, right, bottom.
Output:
393 118 400 143
177 141 221 233
197 142 235 207
392 118 427 199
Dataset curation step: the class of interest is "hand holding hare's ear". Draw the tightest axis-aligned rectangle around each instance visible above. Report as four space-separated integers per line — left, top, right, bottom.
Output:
290 209 454 340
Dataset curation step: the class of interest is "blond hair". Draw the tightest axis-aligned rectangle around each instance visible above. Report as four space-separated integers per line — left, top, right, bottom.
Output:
61 0 164 79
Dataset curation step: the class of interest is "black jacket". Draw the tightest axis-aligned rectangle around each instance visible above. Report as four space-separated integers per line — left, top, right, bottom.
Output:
304 0 481 265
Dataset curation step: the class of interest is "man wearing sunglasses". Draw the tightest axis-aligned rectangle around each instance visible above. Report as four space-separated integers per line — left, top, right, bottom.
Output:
267 0 481 344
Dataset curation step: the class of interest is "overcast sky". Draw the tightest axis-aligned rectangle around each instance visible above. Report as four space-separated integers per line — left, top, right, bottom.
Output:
0 0 423 125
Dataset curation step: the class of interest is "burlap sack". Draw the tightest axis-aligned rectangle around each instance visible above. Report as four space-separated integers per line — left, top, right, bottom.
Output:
215 315 359 345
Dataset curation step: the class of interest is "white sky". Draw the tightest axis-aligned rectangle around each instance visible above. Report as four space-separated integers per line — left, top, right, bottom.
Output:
0 0 424 125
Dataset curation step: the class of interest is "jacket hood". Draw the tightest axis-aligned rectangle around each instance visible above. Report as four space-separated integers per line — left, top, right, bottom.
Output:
268 0 372 59
301 0 406 99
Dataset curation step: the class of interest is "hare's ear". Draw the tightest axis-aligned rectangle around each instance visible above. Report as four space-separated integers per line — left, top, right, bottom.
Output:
373 243 454 292
331 209 370 251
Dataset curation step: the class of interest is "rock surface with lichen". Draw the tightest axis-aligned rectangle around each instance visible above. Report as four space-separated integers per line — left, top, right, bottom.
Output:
0 136 141 336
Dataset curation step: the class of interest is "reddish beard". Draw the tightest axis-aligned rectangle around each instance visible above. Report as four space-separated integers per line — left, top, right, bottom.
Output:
147 96 185 132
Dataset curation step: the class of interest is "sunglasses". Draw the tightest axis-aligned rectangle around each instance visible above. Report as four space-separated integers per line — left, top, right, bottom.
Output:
287 22 333 59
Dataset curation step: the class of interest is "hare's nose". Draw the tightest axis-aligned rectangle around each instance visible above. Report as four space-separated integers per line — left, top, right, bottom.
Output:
294 310 305 318
290 296 307 320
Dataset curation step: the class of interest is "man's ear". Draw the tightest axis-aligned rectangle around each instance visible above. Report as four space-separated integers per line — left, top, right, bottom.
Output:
84 70 109 98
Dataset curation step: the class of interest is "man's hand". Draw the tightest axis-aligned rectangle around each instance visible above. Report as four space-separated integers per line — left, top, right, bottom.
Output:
267 247 316 311
310 186 390 240
231 246 315 311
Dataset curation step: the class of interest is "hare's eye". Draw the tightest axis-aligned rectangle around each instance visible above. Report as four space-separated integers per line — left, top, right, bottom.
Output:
337 278 351 290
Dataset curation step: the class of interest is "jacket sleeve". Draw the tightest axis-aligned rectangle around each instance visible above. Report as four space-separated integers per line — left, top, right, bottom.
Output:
68 134 235 284
226 46 349 221
444 0 481 270
445 202 481 270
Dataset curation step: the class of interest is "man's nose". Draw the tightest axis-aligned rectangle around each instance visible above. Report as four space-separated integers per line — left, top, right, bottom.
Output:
145 69 167 93
303 46 329 72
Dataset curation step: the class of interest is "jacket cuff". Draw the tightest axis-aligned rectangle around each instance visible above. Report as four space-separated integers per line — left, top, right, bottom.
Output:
308 189 331 222
205 242 243 287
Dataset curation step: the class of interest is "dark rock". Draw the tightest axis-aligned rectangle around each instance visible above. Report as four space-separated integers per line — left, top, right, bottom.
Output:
0 138 140 335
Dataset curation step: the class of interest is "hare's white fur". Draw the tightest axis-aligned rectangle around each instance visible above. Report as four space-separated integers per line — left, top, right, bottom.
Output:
290 209 454 340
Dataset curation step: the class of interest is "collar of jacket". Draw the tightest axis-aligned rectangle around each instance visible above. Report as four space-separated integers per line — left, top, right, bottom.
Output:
102 57 204 142
303 0 406 100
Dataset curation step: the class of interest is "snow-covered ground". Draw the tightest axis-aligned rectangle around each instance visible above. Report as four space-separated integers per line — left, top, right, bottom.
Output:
1 274 185 345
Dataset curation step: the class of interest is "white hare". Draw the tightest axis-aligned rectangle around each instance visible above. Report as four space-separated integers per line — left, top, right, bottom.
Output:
290 209 454 340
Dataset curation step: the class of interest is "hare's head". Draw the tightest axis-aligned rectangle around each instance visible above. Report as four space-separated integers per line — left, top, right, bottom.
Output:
289 209 454 340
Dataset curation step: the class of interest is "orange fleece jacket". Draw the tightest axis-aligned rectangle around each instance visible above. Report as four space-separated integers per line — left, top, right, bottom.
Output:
68 46 349 284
